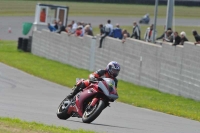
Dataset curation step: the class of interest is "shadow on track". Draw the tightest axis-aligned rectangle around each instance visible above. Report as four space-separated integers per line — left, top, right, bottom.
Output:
67 119 143 131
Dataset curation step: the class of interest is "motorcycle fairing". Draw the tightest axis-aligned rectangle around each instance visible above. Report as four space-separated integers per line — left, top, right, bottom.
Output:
75 84 99 117
98 78 118 100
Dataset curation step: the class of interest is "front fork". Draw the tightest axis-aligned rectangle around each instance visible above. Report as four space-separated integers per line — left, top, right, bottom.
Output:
90 97 99 107
88 97 110 110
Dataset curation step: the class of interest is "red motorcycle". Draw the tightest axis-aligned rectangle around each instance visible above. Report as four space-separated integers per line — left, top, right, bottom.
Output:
56 78 118 123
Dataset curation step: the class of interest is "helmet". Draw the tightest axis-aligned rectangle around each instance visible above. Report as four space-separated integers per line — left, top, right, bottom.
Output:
106 61 120 78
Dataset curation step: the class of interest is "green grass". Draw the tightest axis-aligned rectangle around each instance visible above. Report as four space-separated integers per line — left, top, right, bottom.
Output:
0 117 95 133
0 41 200 122
0 0 199 18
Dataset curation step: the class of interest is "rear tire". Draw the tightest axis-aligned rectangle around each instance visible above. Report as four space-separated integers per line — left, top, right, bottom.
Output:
57 98 71 120
82 100 105 123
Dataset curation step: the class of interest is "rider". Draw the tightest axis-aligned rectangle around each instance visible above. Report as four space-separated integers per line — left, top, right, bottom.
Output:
67 61 120 99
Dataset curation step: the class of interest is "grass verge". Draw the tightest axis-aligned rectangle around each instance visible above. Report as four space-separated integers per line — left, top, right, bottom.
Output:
0 117 95 133
0 0 200 18
0 41 200 122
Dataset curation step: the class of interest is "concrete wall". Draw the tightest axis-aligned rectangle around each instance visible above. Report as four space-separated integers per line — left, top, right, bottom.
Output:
32 30 200 101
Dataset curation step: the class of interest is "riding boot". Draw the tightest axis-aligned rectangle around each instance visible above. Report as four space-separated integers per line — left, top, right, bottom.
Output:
66 83 85 99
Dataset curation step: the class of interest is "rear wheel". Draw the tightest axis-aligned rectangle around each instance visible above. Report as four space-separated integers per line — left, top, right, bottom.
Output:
82 100 105 123
57 98 71 120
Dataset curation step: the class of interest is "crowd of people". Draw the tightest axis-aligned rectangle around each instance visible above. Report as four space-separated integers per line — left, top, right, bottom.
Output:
47 20 93 37
47 19 200 48
156 26 200 46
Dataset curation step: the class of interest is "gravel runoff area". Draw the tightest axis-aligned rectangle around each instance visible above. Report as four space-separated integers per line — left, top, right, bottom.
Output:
0 16 200 40
0 62 200 133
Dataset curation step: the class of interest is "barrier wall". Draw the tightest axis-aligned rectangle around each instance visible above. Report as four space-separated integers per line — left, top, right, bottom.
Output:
32 30 200 101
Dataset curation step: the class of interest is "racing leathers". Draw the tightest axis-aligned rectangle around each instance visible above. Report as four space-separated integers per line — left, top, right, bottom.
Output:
67 69 118 99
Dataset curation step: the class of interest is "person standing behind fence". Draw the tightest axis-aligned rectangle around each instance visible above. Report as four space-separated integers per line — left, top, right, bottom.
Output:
54 20 58 30
71 20 77 34
193 30 200 45
131 21 140 40
57 21 66 34
122 29 130 43
179 31 188 45
172 31 181 46
99 24 105 35
75 26 83 37
144 24 156 42
99 20 113 48
84 25 93 36
163 29 173 42
112 23 122 39
47 23 56 32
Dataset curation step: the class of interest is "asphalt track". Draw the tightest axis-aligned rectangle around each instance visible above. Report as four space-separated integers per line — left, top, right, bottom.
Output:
0 63 200 133
0 16 200 40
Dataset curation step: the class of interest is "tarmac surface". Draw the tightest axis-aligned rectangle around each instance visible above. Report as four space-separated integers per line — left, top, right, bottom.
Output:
0 62 200 133
0 16 200 40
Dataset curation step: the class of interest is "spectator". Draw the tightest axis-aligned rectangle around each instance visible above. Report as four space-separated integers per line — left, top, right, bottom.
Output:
99 20 113 48
193 30 200 45
105 19 113 36
75 26 83 37
88 23 93 31
144 24 157 42
57 21 66 34
65 24 72 34
40 8 46 22
112 23 122 39
47 23 56 32
180 31 188 45
172 31 181 46
71 20 78 34
53 20 58 30
122 29 130 43
76 22 85 36
163 29 173 42
157 26 172 40
84 25 93 36
99 24 105 35
130 21 141 40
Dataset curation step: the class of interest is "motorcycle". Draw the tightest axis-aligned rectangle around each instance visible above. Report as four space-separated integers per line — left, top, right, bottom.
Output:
56 78 118 123
139 13 150 24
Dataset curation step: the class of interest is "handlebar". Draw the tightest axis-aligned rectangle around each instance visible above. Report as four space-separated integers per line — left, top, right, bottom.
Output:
89 78 103 83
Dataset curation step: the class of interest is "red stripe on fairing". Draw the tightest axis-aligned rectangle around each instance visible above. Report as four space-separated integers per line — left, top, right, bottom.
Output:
90 97 99 107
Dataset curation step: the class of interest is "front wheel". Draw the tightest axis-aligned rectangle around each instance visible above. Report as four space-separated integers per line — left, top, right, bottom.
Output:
82 100 105 123
57 98 71 120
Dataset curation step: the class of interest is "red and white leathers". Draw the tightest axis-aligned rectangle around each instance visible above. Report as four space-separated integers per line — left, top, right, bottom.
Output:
67 69 118 99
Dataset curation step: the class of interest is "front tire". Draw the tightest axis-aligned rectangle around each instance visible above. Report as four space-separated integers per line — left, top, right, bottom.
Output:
82 100 105 123
57 98 71 120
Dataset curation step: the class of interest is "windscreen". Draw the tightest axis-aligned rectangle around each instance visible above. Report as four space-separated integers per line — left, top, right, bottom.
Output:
103 78 115 92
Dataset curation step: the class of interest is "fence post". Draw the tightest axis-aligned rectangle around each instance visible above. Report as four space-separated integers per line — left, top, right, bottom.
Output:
89 37 96 71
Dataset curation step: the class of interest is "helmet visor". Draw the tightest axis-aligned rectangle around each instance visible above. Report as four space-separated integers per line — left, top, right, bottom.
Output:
111 69 119 77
